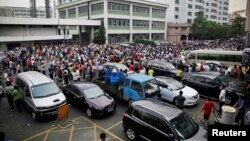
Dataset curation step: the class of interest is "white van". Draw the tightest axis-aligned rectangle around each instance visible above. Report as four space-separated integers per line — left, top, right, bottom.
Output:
16 71 67 120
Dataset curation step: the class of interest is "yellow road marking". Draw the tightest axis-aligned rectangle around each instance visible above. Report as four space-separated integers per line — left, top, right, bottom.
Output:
82 116 124 141
43 130 50 141
22 116 83 141
106 121 122 131
69 125 74 141
94 124 97 141
22 128 56 141
50 126 94 133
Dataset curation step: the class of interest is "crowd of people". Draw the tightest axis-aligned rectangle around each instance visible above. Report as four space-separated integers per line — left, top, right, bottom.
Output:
0 39 249 127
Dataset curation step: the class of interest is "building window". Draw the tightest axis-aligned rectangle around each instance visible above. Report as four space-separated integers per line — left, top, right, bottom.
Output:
211 15 217 19
133 6 149 17
187 19 192 23
205 15 208 18
188 11 192 16
206 9 209 12
78 6 88 17
108 18 130 28
68 8 76 18
223 7 228 11
133 20 150 28
223 18 227 21
223 12 227 16
175 7 179 11
219 1 222 4
206 2 209 6
195 5 203 10
188 4 192 9
152 21 165 29
175 15 179 19
224 2 228 5
175 0 179 4
91 3 104 12
108 2 130 12
152 9 165 18
59 10 66 19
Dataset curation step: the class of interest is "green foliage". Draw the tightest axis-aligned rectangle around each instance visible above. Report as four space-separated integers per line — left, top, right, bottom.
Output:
93 26 106 45
134 39 156 46
192 12 246 40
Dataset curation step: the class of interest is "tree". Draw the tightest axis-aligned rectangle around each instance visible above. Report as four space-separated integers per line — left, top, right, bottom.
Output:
93 26 106 45
228 16 246 38
192 11 207 39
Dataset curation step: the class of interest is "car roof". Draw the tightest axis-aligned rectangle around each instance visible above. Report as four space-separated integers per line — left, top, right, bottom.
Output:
18 71 53 86
127 74 154 83
73 83 97 90
190 73 218 79
132 99 182 120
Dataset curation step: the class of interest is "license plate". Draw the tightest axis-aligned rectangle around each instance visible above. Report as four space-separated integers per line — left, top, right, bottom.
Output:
107 107 114 112
51 111 58 115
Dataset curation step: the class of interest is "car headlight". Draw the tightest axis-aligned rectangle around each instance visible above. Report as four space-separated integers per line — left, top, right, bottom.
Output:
186 96 192 100
93 106 103 110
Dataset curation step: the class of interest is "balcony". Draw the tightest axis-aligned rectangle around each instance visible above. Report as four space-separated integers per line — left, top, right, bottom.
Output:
91 10 104 16
132 26 149 30
108 26 130 30
132 12 149 17
108 10 129 16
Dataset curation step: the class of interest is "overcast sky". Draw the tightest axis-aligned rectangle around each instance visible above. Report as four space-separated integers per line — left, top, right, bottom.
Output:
0 0 248 13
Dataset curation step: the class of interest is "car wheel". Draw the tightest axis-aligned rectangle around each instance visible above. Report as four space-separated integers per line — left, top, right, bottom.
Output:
224 96 231 105
126 126 137 141
86 108 92 117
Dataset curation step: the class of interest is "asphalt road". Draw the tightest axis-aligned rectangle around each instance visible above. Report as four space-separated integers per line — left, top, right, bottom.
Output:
0 95 209 141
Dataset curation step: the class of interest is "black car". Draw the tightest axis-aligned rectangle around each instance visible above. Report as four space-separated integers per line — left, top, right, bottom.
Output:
182 72 243 105
62 83 116 117
144 60 177 77
122 99 206 141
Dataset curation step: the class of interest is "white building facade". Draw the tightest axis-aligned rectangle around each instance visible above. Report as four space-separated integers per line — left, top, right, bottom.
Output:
158 0 229 24
57 0 169 44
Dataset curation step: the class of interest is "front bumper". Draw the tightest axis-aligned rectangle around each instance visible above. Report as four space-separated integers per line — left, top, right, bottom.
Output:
92 102 117 116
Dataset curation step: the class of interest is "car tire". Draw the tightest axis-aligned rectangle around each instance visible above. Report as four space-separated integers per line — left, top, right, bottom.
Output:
125 126 137 141
86 108 93 118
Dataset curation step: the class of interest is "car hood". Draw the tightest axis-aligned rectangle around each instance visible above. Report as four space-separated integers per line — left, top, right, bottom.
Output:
176 86 198 97
227 80 245 94
33 92 66 108
185 126 207 141
87 95 113 108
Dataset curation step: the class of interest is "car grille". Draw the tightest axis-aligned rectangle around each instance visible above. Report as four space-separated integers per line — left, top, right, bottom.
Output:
192 94 199 99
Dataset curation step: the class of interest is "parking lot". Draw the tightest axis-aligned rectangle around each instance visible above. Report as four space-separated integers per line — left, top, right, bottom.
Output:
0 97 211 141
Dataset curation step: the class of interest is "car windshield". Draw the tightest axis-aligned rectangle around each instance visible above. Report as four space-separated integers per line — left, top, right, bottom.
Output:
168 80 185 90
170 112 199 139
167 63 176 70
32 83 60 98
83 86 104 99
218 75 232 84
143 79 160 96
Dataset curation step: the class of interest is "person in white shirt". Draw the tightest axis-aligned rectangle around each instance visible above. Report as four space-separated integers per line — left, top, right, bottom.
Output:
219 85 226 114
246 110 250 125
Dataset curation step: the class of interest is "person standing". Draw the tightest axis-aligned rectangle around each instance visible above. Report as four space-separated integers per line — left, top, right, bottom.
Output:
175 91 185 110
148 66 154 76
234 94 246 125
201 97 215 127
176 67 182 81
5 83 14 111
219 85 226 114
12 86 23 113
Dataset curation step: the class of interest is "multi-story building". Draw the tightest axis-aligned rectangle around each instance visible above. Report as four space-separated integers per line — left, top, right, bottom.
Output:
160 0 229 24
57 0 169 44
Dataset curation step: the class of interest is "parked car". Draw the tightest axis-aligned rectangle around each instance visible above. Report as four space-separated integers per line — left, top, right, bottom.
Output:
62 83 116 117
122 99 207 141
16 71 67 120
182 72 241 105
144 60 177 78
155 76 199 106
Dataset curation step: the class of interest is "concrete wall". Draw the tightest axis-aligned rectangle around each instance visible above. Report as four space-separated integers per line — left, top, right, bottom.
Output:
0 26 57 37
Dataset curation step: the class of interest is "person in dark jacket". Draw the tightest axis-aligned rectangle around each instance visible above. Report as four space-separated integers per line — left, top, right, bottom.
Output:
175 91 186 110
